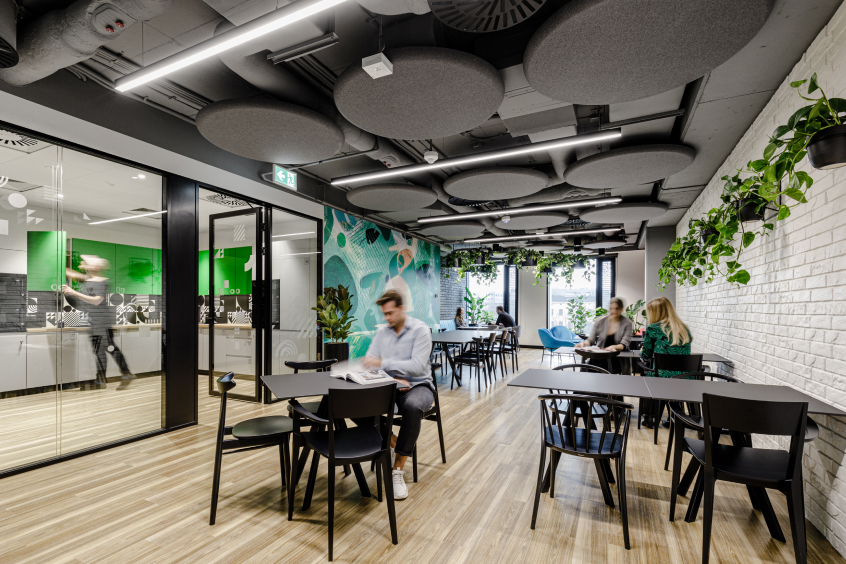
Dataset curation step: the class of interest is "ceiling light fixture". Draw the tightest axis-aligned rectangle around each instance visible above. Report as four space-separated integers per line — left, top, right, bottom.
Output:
272 231 316 238
416 196 622 223
89 210 167 225
463 226 622 244
331 129 622 186
276 251 322 257
115 0 348 92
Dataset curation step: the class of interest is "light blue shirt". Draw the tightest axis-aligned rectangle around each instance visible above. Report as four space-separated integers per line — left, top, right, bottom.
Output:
366 316 433 390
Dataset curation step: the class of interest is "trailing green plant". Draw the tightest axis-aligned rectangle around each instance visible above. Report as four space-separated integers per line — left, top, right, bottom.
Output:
463 287 493 325
312 285 356 343
594 307 608 318
441 248 498 283
659 74 843 288
624 299 646 335
503 249 595 287
566 295 591 334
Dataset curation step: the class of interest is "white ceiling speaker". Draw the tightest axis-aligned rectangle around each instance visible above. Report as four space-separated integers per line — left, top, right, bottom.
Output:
362 52 393 79
501 214 510 224
423 150 438 164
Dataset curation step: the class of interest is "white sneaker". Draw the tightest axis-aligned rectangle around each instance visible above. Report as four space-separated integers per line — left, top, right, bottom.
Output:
392 469 408 500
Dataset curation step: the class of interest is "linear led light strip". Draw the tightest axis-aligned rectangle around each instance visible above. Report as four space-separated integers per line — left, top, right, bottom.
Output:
330 129 623 186
464 227 622 244
277 251 322 257
417 197 622 223
272 231 315 237
89 210 167 225
115 0 348 92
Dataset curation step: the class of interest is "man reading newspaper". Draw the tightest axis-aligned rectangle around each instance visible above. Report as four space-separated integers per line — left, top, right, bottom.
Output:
352 289 433 501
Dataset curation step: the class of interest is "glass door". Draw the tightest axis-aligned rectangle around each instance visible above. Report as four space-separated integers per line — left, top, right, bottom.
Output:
208 208 263 401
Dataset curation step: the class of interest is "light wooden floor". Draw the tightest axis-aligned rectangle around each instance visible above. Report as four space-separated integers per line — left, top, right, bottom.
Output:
0 349 842 564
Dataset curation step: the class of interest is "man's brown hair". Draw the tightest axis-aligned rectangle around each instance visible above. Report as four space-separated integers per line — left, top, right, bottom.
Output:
376 289 404 308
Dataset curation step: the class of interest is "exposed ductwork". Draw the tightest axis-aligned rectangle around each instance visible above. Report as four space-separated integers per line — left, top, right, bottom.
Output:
0 0 173 86
507 184 606 207
428 178 508 237
355 0 429 16
0 0 18 69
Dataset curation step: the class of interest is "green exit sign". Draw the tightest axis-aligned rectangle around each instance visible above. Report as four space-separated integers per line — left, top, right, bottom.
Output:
273 165 297 190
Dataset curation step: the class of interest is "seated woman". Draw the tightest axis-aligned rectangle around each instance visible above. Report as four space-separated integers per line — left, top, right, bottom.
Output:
576 297 632 373
454 307 468 328
639 296 692 427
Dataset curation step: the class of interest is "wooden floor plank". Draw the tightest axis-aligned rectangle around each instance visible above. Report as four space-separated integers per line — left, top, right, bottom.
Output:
0 349 842 563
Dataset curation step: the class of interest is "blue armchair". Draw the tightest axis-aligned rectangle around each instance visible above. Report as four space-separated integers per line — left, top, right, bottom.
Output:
538 328 578 364
551 325 582 343
439 320 457 332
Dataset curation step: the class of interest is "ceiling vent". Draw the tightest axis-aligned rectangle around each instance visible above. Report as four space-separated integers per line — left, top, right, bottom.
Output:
203 193 248 208
0 130 50 153
0 0 18 69
428 0 548 33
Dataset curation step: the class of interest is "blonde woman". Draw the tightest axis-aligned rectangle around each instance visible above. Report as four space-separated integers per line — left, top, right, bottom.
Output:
454 307 468 328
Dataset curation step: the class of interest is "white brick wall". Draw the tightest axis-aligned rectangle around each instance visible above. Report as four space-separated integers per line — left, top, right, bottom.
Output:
676 3 846 556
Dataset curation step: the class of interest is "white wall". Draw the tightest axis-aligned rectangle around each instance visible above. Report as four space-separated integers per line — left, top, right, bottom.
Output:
675 4 846 556
615 250 645 310
645 226 677 303
518 267 547 347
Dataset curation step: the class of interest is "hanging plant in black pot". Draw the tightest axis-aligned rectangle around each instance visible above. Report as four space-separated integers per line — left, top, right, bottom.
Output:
807 123 846 169
313 284 356 362
701 227 720 246
734 196 767 222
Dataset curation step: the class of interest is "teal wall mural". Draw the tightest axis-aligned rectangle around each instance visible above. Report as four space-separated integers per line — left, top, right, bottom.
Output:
323 208 441 358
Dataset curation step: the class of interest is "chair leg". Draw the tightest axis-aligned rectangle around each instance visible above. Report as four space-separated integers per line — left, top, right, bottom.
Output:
786 481 808 564
209 440 225 526
594 458 615 508
685 468 704 523
669 423 688 522
664 418 674 471
531 444 547 529
328 463 335 561
653 401 663 445
376 456 383 502
757 488 786 542
549 451 559 498
617 456 630 550
279 442 288 487
637 399 642 430
412 444 418 483
303 451 320 511
435 411 447 464
288 434 300 521
382 450 399 545
601 458 615 485
702 473 715 564
678 457 699 497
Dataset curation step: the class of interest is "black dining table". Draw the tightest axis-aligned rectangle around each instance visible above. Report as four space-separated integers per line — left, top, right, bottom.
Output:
616 350 735 366
432 330 500 386
261 372 398 498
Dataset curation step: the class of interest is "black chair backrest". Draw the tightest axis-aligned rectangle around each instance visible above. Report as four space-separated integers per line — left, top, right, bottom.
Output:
539 393 633 455
671 370 739 383
655 353 702 373
701 393 807 478
668 371 740 423
285 359 337 373
553 363 610 374
326 383 397 457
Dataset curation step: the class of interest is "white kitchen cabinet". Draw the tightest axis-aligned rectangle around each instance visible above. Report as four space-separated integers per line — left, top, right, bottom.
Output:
0 333 27 392
77 330 122 381
120 326 162 374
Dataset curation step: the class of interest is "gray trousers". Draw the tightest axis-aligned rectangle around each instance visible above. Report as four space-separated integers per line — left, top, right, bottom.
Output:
352 384 435 457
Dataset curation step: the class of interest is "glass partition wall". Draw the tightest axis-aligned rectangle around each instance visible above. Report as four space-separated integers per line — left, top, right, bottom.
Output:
0 130 164 472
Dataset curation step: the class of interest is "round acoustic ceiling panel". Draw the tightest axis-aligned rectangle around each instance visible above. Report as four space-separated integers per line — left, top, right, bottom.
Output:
444 167 549 200
493 212 569 230
196 98 344 164
580 202 669 223
418 221 485 238
334 47 504 140
564 145 695 188
428 0 549 33
346 184 438 211
583 236 627 249
524 0 774 104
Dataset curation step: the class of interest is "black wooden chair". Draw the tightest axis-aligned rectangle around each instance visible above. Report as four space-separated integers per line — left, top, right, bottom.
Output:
209 372 292 525
391 362 447 482
686 394 809 564
289 383 399 561
531 393 634 550
644 353 703 444
490 330 511 378
453 334 493 389
548 363 613 430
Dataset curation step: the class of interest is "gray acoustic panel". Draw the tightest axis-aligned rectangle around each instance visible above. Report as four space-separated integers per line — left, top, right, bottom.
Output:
418 221 485 237
334 47 504 140
380 208 448 223
346 184 438 211
524 0 774 104
564 145 696 188
493 212 568 230
579 202 669 223
444 167 549 200
583 237 627 249
428 0 549 32
528 243 568 252
196 98 344 164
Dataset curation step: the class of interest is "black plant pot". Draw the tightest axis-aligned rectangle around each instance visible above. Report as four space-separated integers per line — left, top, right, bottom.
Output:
573 259 586 269
522 257 536 267
735 197 766 222
324 342 349 363
701 227 719 245
807 124 846 170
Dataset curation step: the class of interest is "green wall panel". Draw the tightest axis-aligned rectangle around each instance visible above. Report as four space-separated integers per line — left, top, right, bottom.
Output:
115 244 153 294
71 239 115 293
27 231 67 292
152 248 162 295
198 247 253 296
323 208 440 359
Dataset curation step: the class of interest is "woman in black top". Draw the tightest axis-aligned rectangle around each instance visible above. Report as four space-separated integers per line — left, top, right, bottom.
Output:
63 255 135 390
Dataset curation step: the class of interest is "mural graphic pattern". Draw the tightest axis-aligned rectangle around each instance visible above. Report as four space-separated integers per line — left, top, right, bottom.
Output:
323 209 440 358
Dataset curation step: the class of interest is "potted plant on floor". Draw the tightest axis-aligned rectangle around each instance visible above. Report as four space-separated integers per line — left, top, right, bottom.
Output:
313 284 355 362
463 287 491 326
